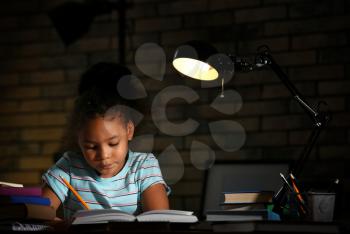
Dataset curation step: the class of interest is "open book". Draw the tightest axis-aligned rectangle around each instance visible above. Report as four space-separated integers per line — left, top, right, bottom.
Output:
72 209 198 225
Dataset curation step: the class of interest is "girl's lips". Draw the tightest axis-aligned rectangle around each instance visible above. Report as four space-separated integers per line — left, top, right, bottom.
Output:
100 164 114 169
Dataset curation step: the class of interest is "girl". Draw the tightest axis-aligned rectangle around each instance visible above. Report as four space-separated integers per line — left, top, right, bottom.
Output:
42 63 169 219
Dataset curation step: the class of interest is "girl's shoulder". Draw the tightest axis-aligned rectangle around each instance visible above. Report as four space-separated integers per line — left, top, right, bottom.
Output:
128 151 158 168
129 151 156 161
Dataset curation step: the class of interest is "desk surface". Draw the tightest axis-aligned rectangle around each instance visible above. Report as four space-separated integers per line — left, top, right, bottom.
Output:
0 220 345 233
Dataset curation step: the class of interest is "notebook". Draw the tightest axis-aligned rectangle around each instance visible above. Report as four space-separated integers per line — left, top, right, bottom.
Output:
0 195 51 206
0 187 42 197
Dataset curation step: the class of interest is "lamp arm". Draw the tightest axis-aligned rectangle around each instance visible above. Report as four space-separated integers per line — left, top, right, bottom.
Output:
255 51 324 125
255 50 331 171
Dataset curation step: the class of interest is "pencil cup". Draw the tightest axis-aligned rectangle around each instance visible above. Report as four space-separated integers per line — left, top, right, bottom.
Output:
278 191 302 220
307 192 335 222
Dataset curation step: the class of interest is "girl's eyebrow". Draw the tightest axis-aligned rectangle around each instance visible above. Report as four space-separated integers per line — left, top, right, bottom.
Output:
108 135 119 141
83 136 119 144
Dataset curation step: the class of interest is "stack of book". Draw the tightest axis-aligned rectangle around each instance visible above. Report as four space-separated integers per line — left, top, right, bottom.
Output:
0 181 55 221
206 191 275 222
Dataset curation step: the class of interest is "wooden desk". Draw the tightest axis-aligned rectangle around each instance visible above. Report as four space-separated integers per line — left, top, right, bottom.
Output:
210 221 343 233
68 221 345 233
0 220 345 233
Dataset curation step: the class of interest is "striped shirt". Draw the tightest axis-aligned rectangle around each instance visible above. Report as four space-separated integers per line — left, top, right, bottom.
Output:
42 150 170 220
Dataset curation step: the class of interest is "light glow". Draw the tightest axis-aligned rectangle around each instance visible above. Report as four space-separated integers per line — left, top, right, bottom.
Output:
172 58 219 81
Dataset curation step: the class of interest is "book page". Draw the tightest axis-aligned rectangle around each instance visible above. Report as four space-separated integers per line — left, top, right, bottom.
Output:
72 209 136 224
0 181 24 187
72 209 198 224
136 210 198 223
74 209 132 218
138 209 193 216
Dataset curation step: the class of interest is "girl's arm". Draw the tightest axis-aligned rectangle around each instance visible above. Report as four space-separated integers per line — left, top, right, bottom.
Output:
42 183 62 210
141 183 169 211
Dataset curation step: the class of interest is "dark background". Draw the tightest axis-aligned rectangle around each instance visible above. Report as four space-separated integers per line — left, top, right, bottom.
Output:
0 0 349 225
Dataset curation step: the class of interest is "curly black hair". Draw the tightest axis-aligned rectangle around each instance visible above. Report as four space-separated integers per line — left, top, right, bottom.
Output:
61 62 141 152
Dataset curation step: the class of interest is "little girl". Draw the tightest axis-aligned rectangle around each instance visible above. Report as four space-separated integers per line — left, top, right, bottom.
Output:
42 63 170 219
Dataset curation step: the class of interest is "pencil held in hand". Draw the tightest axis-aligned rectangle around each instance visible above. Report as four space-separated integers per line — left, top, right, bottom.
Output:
60 175 90 210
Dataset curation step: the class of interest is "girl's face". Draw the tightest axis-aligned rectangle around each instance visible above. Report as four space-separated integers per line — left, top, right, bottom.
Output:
78 115 134 178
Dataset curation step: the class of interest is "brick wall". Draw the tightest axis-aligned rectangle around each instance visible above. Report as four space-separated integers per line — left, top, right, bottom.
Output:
0 0 349 222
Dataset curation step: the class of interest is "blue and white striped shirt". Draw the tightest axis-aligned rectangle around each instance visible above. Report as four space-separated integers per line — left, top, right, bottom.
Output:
42 150 170 220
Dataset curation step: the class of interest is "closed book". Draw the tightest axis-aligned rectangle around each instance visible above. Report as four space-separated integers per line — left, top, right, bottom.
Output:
220 203 267 211
0 187 42 197
72 209 198 225
0 203 55 221
223 191 274 204
0 195 51 206
206 210 268 222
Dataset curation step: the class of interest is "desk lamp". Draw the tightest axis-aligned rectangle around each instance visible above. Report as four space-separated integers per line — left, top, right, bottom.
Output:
172 41 219 81
172 40 331 216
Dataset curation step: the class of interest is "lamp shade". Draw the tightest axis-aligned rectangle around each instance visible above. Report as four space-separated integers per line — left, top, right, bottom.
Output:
172 41 220 81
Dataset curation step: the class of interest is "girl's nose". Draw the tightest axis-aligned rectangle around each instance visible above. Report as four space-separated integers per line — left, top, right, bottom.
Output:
98 147 111 160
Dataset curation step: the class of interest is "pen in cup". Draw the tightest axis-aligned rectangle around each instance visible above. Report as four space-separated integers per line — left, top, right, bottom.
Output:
280 172 307 214
279 173 294 192
289 173 307 214
60 175 90 210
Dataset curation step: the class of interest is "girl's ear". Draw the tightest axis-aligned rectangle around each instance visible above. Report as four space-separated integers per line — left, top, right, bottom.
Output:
127 121 135 141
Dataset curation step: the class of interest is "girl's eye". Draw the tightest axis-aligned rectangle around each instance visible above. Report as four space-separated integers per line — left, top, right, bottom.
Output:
110 143 119 147
85 145 96 150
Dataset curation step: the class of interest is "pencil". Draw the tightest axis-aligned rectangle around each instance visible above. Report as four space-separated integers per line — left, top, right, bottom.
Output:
289 174 303 201
289 173 306 214
60 175 90 210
